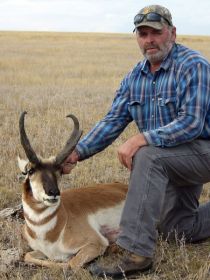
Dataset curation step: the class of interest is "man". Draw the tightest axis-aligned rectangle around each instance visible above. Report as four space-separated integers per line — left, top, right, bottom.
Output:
63 4 210 278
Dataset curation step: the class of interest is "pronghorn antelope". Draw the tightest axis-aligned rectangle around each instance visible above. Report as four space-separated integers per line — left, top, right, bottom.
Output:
18 112 127 270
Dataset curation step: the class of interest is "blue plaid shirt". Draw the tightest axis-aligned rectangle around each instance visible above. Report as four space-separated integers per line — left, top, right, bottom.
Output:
77 43 210 160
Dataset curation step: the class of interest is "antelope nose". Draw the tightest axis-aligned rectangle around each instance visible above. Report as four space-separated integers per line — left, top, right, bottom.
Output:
48 189 60 197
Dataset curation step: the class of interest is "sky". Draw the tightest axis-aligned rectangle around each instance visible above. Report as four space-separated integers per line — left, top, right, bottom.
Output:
0 0 209 36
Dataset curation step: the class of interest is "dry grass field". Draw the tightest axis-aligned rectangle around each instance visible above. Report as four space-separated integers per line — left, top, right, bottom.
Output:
0 31 210 279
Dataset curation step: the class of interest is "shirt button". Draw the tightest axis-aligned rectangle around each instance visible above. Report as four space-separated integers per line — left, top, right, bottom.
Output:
152 98 155 102
152 81 156 85
152 115 154 118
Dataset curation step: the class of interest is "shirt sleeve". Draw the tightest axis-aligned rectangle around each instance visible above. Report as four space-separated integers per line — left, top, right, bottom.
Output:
143 62 210 147
76 74 132 160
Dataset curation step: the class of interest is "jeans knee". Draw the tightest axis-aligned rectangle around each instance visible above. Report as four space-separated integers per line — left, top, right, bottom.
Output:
133 146 162 169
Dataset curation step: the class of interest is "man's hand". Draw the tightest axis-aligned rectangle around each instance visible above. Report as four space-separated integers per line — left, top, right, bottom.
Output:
62 150 79 174
117 134 148 170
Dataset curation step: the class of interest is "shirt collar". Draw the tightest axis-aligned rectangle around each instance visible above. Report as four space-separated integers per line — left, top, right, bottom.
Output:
160 43 177 70
141 59 150 74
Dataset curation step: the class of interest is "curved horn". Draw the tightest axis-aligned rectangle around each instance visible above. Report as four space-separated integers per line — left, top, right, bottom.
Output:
19 111 40 164
55 114 83 166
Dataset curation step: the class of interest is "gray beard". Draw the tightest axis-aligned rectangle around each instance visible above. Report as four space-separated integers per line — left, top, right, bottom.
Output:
142 42 173 65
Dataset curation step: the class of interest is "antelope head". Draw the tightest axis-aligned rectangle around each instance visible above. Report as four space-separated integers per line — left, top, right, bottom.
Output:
18 111 82 207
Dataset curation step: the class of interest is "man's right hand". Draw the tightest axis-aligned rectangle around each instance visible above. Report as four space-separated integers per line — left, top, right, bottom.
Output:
61 150 79 174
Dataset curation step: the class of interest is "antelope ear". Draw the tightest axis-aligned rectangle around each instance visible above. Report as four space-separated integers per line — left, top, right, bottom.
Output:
17 156 28 173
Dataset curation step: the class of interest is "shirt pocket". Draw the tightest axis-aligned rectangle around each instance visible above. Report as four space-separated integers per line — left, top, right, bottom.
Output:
157 96 177 126
128 99 145 130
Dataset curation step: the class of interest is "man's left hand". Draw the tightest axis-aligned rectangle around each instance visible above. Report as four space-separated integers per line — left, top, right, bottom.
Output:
117 134 148 170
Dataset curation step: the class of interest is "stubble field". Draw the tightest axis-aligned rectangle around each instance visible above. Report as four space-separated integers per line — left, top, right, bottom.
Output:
0 31 210 279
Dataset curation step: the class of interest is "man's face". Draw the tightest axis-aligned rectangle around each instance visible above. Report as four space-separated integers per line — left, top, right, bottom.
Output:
136 25 176 65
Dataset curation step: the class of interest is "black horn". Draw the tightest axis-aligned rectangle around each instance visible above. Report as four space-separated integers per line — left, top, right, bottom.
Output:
19 111 40 164
55 114 83 166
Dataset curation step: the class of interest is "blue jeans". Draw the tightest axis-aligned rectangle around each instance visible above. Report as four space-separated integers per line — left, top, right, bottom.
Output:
117 140 210 257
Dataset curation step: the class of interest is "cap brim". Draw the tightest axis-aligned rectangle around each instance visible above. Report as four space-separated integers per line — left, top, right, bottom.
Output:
133 22 163 32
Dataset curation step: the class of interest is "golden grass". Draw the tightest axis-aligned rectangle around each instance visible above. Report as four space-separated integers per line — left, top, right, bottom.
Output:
0 31 210 279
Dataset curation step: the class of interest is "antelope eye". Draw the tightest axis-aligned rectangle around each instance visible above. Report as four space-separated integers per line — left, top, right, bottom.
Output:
28 168 35 176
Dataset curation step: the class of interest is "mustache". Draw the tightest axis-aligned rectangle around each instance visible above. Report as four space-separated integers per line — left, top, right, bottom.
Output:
145 44 160 50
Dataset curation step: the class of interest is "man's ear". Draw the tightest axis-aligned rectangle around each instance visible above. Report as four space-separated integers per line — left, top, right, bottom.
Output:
17 156 28 173
171 26 176 42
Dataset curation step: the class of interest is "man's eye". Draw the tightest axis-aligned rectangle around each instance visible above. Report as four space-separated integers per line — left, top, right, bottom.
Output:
138 32 147 37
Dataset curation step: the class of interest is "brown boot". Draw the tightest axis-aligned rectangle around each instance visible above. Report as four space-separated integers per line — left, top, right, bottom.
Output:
88 246 153 278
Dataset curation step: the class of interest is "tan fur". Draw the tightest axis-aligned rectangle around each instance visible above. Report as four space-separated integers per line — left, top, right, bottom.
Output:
18 115 127 269
25 212 58 226
25 225 37 239
23 180 48 213
21 176 127 270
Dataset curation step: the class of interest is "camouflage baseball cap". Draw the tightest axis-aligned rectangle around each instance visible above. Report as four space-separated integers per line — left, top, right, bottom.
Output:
133 5 173 31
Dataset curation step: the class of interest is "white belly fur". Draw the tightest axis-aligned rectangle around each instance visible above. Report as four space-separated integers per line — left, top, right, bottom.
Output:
88 201 125 243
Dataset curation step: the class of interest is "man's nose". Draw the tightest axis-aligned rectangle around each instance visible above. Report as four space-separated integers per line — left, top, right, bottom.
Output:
145 34 155 44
